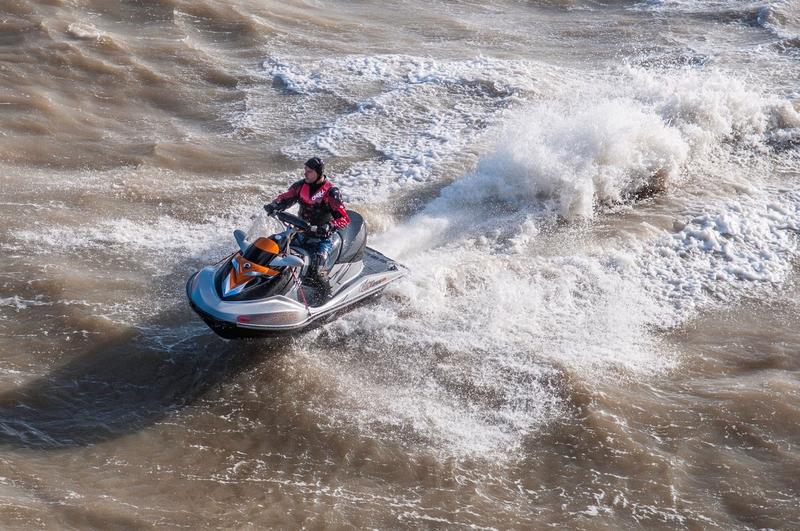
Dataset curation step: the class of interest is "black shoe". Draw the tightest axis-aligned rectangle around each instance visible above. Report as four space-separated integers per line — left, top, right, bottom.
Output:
305 273 331 306
317 283 331 303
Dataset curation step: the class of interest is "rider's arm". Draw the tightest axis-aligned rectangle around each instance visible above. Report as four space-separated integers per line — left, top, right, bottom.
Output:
326 187 350 230
271 180 304 210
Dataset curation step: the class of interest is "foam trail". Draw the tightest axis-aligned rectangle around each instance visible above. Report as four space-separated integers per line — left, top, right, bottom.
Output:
375 66 798 238
315 67 800 457
442 100 687 219
332 185 800 457
634 192 800 311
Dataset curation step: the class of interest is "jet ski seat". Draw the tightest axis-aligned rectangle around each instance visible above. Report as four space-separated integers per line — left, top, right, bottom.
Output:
326 210 366 270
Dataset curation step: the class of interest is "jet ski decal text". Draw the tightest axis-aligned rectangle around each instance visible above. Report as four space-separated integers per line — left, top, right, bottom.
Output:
359 277 388 293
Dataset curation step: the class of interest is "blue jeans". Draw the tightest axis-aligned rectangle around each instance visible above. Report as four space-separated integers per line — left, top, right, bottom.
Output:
295 233 333 301
295 233 333 271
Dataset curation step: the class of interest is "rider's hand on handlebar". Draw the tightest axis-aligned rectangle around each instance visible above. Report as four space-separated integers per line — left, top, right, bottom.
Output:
308 224 330 238
264 203 277 215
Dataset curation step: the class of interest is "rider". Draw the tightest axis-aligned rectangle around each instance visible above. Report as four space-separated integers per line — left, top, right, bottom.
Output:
264 157 350 302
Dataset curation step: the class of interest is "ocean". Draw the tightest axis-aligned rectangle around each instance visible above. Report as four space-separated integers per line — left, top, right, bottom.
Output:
1 0 799 527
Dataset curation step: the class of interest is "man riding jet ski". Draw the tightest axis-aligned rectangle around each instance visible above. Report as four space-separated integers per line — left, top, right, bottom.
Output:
264 156 346 303
186 158 405 339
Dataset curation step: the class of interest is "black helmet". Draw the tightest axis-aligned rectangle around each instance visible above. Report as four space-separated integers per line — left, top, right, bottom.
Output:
304 157 324 178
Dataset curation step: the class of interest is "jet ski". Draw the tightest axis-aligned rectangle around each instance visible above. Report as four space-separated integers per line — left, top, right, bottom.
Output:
186 209 405 339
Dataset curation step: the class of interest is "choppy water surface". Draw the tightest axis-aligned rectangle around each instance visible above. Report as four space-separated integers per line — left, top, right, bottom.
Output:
1 0 799 528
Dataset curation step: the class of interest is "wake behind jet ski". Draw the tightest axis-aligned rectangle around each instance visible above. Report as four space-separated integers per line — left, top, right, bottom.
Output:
186 209 405 339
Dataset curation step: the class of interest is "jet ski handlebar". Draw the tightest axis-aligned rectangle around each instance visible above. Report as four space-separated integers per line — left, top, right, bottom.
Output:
264 208 311 231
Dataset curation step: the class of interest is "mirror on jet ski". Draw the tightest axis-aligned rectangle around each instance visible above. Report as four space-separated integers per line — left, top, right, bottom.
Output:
233 229 251 254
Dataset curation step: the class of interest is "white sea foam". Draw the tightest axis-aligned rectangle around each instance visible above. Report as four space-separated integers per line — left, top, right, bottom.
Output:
231 55 560 202
263 55 539 98
234 61 800 457
310 247 664 456
13 217 224 259
633 191 800 311
757 1 800 40
302 62 800 455
242 55 798 209
319 185 800 458
636 0 800 44
417 66 796 220
9 205 276 268
0 295 51 312
66 23 104 41
440 100 688 219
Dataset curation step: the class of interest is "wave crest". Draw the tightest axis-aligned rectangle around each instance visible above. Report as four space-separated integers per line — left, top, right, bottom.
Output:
439 67 796 220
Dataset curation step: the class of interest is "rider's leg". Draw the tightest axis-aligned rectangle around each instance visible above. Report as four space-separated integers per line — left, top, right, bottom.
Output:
305 237 334 302
309 253 331 299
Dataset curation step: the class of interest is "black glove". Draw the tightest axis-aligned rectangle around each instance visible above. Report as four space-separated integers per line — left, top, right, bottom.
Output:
264 203 278 215
309 223 330 238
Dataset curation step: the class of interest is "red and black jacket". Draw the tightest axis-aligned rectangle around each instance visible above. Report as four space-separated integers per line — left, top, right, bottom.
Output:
271 177 350 235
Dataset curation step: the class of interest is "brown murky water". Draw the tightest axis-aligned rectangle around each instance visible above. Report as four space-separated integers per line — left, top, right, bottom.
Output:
1 0 799 528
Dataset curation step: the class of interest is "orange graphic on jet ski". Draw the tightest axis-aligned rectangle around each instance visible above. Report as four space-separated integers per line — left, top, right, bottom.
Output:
224 238 281 296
